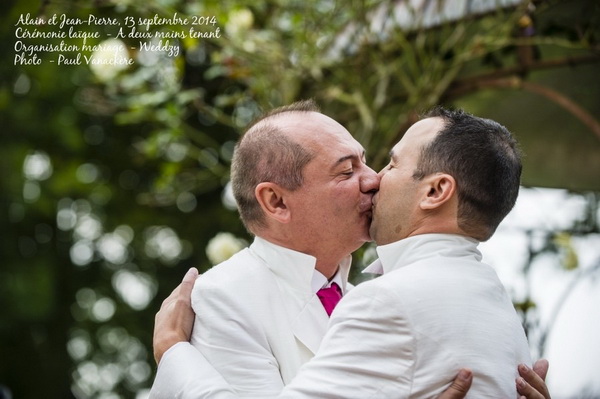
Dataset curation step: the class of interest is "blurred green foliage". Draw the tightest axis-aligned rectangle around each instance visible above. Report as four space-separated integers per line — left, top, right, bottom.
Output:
1 0 599 397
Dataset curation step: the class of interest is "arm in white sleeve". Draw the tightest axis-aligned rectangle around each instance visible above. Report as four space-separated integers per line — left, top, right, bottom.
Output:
279 281 415 399
149 342 237 399
150 341 283 399
151 280 414 399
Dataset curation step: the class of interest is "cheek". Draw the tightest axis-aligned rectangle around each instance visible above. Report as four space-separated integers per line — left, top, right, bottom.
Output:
327 200 351 220
378 176 396 202
380 177 413 215
327 196 359 224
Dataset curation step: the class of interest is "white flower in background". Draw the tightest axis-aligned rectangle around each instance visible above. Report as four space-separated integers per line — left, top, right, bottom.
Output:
226 8 254 37
206 232 247 265
89 38 130 82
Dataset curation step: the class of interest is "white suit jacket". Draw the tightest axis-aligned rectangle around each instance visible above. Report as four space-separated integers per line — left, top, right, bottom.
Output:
150 236 351 398
151 234 531 399
280 234 532 398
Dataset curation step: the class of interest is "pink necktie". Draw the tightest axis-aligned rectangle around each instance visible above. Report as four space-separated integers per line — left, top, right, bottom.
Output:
317 282 342 316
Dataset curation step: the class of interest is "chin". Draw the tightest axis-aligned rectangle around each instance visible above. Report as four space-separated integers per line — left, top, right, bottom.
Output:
360 224 372 242
348 230 370 250
359 228 373 244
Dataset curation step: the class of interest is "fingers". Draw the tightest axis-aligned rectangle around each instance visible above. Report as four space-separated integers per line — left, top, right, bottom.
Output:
517 363 551 399
437 369 472 399
533 359 549 381
182 267 200 284
516 376 543 399
152 268 200 365
159 268 198 310
166 267 199 316
180 267 199 296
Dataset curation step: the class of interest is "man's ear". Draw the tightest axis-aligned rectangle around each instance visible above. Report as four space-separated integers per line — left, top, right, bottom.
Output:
255 182 291 223
420 173 456 210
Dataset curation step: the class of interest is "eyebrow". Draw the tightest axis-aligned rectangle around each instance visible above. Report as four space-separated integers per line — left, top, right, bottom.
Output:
389 150 397 162
334 150 366 167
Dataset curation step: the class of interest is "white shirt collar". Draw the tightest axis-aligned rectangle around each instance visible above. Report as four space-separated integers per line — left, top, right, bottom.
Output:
311 268 346 294
363 233 481 275
251 236 351 294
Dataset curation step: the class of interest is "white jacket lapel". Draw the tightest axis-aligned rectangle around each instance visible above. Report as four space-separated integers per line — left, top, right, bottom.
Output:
292 295 329 354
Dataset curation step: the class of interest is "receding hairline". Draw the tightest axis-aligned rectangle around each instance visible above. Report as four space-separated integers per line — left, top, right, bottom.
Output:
244 99 321 133
244 109 323 142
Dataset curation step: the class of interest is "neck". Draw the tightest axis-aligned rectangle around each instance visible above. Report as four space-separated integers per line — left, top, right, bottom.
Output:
315 258 342 280
258 227 347 280
398 214 465 243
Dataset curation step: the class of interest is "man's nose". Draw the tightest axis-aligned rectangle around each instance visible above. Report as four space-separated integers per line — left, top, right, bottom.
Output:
361 166 380 193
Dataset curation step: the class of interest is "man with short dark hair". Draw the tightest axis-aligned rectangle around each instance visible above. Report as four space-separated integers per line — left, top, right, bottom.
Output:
409 107 521 241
